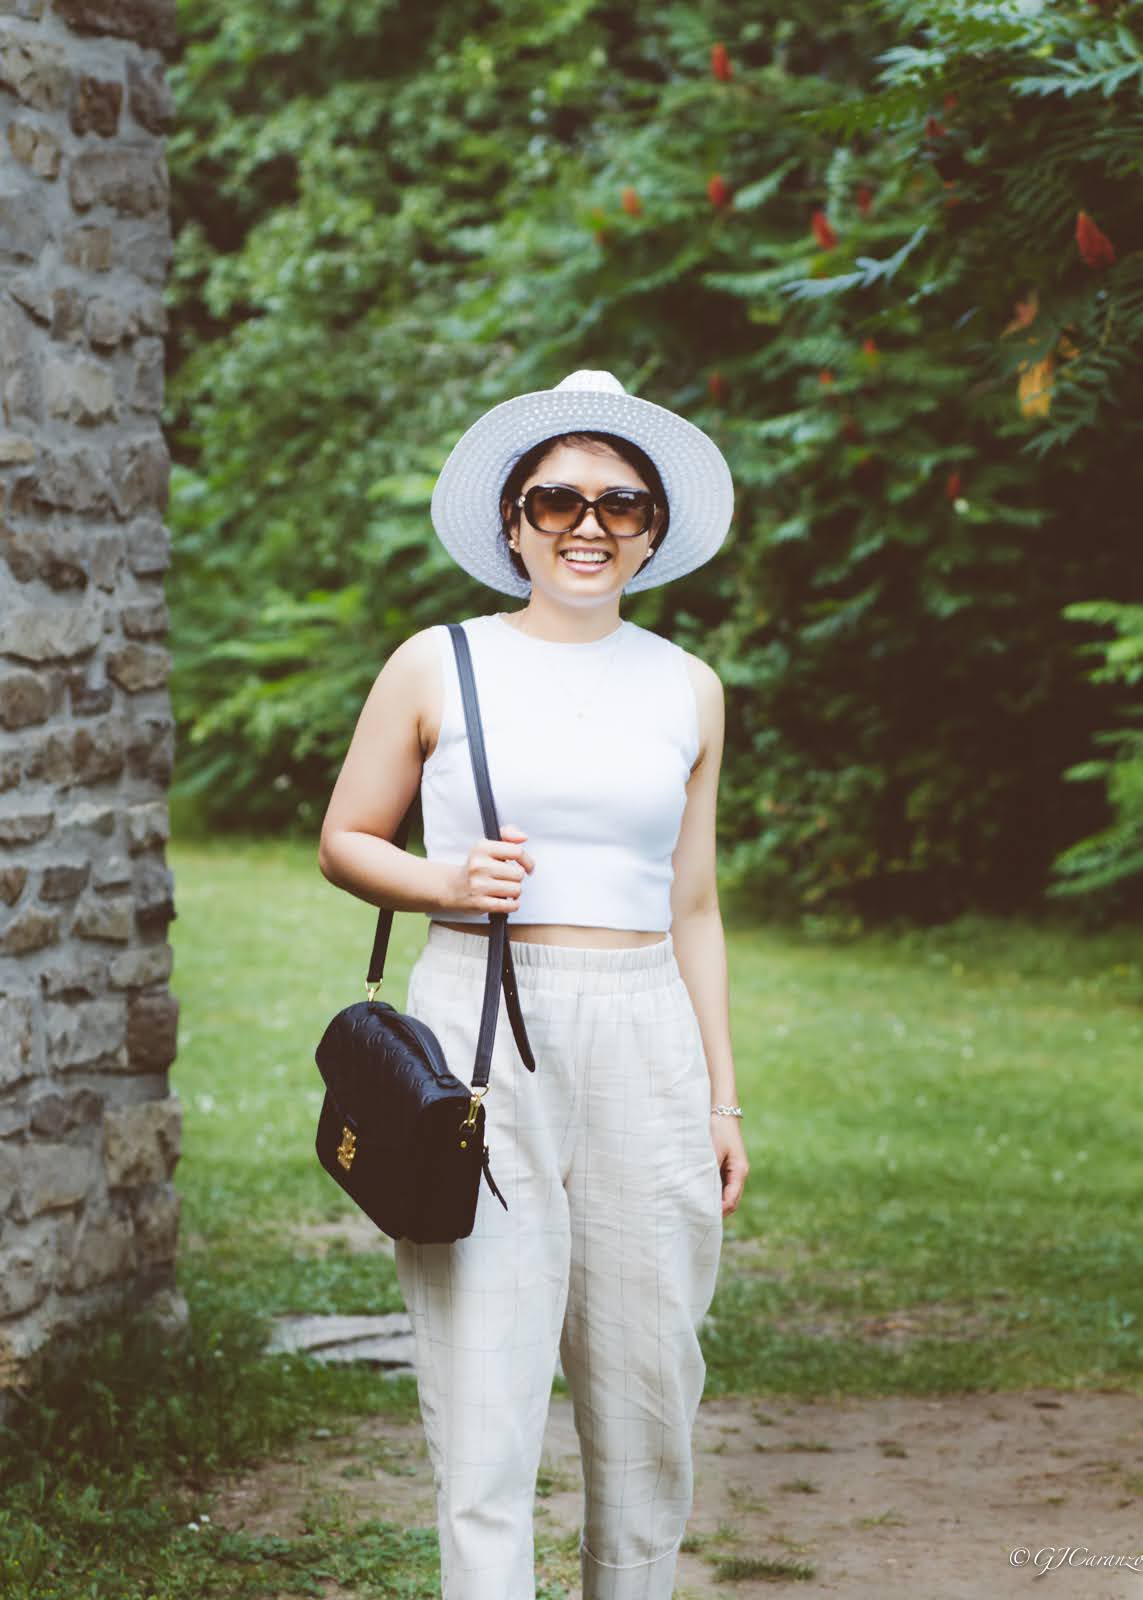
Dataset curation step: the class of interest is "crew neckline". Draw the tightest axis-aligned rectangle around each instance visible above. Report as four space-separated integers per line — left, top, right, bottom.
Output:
492 613 628 649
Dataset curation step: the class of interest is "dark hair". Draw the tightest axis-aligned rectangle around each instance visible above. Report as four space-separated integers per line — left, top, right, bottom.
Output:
498 431 670 585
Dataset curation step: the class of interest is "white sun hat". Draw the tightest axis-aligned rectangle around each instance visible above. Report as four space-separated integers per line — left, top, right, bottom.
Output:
429 369 734 596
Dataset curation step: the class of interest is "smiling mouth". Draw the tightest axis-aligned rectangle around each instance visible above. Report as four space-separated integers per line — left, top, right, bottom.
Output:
559 550 613 570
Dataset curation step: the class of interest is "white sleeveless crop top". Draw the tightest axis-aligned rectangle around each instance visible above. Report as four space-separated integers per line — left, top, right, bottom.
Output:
420 613 700 931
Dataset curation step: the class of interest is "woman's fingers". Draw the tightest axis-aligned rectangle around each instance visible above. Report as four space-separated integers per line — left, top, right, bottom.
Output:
478 848 526 884
459 829 534 912
712 1127 749 1215
477 826 533 896
721 1158 748 1215
499 824 534 873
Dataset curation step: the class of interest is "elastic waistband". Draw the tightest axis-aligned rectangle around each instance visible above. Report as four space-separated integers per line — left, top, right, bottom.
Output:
422 921 678 993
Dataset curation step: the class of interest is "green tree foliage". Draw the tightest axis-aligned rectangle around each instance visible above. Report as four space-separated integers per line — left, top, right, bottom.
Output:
1049 601 1143 903
167 0 1141 924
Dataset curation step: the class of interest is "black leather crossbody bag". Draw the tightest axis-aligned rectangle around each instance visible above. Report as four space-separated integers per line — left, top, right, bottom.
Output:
314 622 536 1243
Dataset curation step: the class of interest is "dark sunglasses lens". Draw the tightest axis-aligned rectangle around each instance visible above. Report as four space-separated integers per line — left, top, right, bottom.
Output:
530 487 584 530
598 490 652 536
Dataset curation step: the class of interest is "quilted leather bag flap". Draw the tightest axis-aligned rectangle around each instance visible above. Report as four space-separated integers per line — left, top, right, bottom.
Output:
314 1001 467 1145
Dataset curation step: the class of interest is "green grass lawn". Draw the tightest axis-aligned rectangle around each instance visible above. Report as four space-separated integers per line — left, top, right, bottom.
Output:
172 836 1143 1395
2 835 1140 1598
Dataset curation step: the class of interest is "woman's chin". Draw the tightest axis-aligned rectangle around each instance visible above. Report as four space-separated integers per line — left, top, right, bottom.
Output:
549 561 623 595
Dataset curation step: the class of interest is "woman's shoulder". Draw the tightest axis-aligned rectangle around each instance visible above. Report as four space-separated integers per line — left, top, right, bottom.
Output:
624 625 722 768
391 616 488 657
390 614 500 684
387 627 448 764
678 648 721 695
674 648 722 744
398 619 501 759
626 622 722 692
384 624 444 677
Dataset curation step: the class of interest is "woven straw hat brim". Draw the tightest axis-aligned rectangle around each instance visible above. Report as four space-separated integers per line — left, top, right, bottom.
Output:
430 385 734 596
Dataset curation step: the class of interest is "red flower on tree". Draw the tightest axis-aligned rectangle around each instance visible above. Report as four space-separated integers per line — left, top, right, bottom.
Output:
856 183 874 217
811 209 837 249
707 173 731 208
707 370 728 404
862 337 878 356
925 115 947 139
711 42 733 82
819 369 835 387
946 471 962 500
1075 210 1116 269
621 186 642 217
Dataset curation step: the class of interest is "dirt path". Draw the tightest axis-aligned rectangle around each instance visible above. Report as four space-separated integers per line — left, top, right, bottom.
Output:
213 1386 1143 1598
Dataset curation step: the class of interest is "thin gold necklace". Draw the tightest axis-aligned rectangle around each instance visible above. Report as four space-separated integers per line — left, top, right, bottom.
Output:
501 610 623 643
498 612 626 718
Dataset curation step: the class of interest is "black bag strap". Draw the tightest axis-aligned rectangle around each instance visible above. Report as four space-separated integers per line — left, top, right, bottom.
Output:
365 621 536 1089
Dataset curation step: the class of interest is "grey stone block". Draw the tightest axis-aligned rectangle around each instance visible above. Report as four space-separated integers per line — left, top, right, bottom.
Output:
265 1313 418 1375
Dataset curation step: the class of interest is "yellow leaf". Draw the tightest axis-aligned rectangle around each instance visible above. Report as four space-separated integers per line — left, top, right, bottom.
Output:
1018 354 1054 418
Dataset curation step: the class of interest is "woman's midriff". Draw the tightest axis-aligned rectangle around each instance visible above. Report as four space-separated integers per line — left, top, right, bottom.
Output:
434 920 668 950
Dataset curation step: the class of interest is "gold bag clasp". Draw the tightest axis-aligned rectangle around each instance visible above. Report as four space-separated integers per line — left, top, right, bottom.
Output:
336 1126 357 1171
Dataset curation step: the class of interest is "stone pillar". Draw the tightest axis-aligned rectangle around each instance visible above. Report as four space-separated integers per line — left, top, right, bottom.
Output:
0 0 180 1401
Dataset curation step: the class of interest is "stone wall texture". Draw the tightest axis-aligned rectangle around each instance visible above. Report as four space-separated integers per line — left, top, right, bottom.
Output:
0 0 180 1400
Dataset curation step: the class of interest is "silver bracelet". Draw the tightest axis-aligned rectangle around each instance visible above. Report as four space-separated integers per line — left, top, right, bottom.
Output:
711 1104 743 1118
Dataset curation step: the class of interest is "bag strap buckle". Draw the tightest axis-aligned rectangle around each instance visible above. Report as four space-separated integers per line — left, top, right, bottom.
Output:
462 1086 487 1128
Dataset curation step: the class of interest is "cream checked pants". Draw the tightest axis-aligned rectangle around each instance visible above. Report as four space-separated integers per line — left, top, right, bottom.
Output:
394 922 724 1600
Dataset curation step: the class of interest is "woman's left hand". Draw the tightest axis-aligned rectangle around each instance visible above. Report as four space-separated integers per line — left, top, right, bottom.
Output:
711 1116 749 1217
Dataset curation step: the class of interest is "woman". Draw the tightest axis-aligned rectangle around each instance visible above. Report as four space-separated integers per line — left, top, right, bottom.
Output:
318 369 748 1600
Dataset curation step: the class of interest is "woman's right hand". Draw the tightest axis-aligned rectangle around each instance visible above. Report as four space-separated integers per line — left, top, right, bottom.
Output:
447 823 535 916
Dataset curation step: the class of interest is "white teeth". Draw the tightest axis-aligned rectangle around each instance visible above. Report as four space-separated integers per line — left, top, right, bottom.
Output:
561 552 609 564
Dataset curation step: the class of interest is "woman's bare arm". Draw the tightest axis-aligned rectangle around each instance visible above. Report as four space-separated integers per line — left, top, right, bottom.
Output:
318 630 534 918
670 653 748 1216
318 630 457 915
